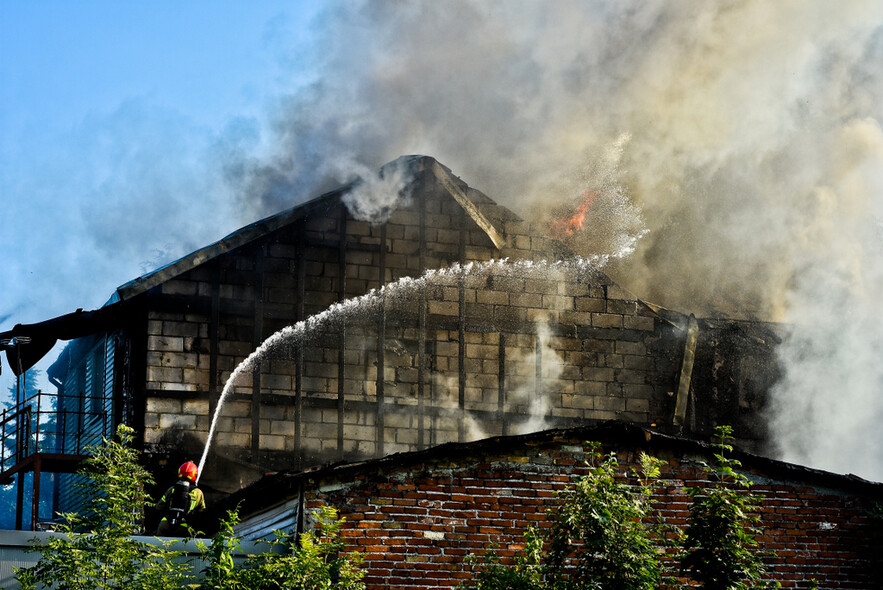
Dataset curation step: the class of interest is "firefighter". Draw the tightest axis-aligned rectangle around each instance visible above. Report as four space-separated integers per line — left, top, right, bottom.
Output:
154 460 206 537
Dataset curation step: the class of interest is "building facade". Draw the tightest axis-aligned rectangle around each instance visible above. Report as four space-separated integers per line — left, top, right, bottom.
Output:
1 156 781 524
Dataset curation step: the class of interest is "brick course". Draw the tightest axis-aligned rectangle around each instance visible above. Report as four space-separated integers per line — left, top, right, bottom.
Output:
227 424 879 590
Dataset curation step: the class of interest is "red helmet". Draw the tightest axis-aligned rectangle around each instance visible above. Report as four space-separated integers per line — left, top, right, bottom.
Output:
178 461 198 482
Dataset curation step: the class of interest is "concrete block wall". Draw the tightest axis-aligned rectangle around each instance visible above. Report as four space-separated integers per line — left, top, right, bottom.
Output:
140 163 688 491
295 434 878 589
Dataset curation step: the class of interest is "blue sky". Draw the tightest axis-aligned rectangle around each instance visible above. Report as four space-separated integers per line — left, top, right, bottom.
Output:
0 1 323 398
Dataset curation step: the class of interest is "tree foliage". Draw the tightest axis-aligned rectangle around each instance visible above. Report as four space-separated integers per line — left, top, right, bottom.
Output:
465 432 780 590
546 446 664 590
200 506 365 590
680 426 779 589
464 444 666 590
16 423 365 590
16 424 191 590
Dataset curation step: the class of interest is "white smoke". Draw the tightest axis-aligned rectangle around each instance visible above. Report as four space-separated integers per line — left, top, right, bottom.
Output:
341 157 414 223
767 119 883 479
501 317 567 436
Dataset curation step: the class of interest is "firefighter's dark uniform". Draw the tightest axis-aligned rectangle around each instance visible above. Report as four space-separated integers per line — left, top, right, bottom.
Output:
154 479 206 537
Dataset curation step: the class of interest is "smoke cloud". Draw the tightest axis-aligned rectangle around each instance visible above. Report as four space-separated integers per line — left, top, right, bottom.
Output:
225 1 883 479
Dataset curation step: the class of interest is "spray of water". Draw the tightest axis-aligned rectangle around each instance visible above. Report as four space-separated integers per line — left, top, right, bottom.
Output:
195 255 612 482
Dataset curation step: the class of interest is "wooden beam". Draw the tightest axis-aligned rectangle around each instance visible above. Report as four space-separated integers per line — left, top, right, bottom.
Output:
430 160 506 250
294 219 305 465
458 208 466 443
418 193 427 450
673 314 700 428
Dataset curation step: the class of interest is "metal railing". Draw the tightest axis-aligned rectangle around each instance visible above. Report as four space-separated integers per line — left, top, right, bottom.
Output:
1 390 112 475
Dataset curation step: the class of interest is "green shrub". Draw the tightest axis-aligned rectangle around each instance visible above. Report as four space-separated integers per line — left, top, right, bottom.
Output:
16 424 365 590
463 444 665 590
198 505 365 590
546 446 665 590
680 425 779 589
16 424 191 590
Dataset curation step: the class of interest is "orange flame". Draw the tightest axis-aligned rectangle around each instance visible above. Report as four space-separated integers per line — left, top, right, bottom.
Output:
550 189 596 239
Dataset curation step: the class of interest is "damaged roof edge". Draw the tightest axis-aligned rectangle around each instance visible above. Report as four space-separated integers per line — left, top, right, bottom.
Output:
111 182 355 304
113 155 510 304
215 420 883 523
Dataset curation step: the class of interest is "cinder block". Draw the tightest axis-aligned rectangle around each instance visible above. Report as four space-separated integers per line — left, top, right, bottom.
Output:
160 413 196 429
615 369 647 385
615 341 645 355
260 434 286 451
183 400 210 416
148 335 184 353
562 394 594 409
162 280 198 296
592 313 624 328
146 398 183 414
624 315 656 331
477 290 509 305
262 373 293 391
163 321 200 338
224 433 251 448
543 295 574 311
559 311 594 325
605 284 635 301
224 401 251 418
343 424 375 441
428 301 459 316
509 292 543 308
606 300 637 315
183 368 209 388
574 381 606 396
623 355 653 371
594 396 625 412
625 398 650 413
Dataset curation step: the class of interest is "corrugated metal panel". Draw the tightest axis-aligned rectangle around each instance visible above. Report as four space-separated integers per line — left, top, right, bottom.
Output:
103 335 114 418
84 352 94 427
0 530 40 590
52 333 119 519
234 497 299 541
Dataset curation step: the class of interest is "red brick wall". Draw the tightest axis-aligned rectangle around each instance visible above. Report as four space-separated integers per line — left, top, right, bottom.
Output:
300 436 877 589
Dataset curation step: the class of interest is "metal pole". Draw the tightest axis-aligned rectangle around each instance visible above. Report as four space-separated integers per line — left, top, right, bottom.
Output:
36 391 41 453
15 472 24 530
32 456 41 531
